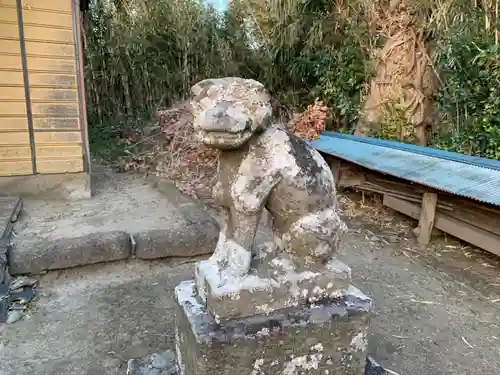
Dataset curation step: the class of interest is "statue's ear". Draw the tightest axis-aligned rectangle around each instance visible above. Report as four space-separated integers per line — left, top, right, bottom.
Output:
188 100 198 114
191 79 216 98
254 103 273 132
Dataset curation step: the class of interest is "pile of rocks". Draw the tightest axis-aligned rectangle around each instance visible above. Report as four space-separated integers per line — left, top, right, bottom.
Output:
0 276 37 324
0 196 27 324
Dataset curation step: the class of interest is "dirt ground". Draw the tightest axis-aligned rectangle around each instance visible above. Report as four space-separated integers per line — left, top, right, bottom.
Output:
1 171 500 375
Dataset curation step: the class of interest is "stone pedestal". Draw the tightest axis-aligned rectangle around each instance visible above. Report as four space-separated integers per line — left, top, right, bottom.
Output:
195 247 353 323
174 278 371 375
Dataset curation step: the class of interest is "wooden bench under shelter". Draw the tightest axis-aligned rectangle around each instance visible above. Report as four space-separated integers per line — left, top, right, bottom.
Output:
311 132 500 256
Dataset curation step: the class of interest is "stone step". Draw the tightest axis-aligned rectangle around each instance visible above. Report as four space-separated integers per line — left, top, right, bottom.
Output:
7 177 220 275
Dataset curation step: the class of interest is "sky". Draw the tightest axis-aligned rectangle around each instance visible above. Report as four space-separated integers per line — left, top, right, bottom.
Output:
204 0 228 11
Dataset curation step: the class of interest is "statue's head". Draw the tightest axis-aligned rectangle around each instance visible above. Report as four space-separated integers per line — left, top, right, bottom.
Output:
190 77 273 150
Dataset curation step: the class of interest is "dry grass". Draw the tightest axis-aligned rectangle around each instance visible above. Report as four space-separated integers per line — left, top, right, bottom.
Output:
116 101 500 279
113 95 500 279
339 193 406 231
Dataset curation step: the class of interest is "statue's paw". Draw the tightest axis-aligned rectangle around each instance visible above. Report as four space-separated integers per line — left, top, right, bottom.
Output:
210 247 226 264
222 240 252 280
215 232 228 250
210 233 229 263
229 249 252 277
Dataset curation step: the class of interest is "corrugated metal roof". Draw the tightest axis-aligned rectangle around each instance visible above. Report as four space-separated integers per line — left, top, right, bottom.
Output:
322 132 500 172
311 133 500 207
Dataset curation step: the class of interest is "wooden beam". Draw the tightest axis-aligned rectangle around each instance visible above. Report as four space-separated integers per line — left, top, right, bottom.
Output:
329 158 341 188
416 192 438 245
337 163 365 188
438 199 500 236
383 195 500 257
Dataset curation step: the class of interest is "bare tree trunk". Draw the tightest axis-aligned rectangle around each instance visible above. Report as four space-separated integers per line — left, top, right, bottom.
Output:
484 0 492 30
493 0 499 44
355 0 438 146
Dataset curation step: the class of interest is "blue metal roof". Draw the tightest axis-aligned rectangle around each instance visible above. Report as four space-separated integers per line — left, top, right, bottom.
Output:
321 132 500 172
311 132 500 207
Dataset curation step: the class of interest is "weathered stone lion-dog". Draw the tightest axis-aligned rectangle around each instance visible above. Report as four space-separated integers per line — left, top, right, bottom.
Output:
190 77 346 281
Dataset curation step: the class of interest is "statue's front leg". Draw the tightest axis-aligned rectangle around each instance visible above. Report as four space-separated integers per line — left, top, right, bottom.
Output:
211 206 231 263
219 209 261 280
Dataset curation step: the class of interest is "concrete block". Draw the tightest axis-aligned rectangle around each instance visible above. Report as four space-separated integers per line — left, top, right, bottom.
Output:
9 231 131 275
134 221 219 260
0 172 91 200
174 280 371 375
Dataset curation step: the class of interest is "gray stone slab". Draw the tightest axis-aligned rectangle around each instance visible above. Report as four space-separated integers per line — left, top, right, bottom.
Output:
196 245 352 322
9 231 131 275
134 221 218 260
175 280 371 375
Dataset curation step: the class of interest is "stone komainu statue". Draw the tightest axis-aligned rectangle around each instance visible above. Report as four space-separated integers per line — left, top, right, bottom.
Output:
190 77 347 280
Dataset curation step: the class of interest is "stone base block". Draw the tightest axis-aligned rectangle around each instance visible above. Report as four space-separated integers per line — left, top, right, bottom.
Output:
196 244 352 322
174 280 371 375
125 352 389 375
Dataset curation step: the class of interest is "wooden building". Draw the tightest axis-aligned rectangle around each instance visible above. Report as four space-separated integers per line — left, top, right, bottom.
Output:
0 0 91 199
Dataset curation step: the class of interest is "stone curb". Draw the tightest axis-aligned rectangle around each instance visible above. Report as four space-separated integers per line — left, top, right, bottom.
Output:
9 231 132 275
136 176 219 260
134 221 218 260
8 226 219 277
9 223 220 275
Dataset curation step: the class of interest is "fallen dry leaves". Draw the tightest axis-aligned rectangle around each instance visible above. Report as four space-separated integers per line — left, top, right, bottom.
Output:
115 103 219 203
289 99 330 141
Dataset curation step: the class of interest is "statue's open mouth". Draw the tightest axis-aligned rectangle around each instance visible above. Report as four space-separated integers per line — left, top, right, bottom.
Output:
201 130 249 139
198 122 253 148
199 130 252 148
